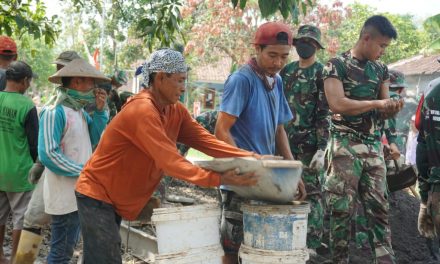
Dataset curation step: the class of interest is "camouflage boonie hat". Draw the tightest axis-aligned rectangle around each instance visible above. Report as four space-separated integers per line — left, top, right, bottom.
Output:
53 51 81 66
389 70 408 90
97 81 112 92
293 25 325 49
111 70 128 86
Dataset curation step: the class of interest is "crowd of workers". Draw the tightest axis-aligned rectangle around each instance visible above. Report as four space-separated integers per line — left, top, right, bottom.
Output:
0 12 439 264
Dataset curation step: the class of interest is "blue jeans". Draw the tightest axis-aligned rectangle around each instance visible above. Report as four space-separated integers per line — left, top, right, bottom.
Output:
47 211 81 264
76 192 122 264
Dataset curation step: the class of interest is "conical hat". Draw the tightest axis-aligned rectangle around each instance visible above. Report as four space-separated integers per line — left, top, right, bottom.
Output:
48 58 111 84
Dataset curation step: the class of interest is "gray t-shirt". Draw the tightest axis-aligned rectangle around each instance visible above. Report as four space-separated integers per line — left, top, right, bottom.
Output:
0 69 6 91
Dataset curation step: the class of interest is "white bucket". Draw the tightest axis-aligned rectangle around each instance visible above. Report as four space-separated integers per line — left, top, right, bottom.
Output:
239 244 309 264
151 204 222 254
155 244 223 264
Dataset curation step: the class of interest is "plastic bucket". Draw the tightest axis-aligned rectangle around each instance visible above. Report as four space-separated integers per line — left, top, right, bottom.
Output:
195 158 303 203
239 244 309 264
242 202 310 251
151 204 222 254
155 244 223 264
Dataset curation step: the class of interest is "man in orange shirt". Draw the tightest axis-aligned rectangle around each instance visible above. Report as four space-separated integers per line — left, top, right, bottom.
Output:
75 49 259 263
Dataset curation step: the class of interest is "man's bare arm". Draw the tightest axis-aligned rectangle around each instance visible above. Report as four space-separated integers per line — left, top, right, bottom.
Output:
275 125 294 160
214 111 238 147
324 78 387 116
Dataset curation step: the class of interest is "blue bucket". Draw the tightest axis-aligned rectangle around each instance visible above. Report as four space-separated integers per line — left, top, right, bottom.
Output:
242 202 310 251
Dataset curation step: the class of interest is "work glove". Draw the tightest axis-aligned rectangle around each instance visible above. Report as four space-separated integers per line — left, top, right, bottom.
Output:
428 188 440 234
28 159 45 184
418 203 436 238
310 149 325 171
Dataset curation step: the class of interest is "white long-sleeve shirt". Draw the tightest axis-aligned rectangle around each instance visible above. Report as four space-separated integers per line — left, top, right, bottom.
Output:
405 130 418 166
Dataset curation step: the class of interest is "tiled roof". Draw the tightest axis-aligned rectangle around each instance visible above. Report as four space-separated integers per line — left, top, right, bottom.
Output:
388 53 440 76
192 56 232 83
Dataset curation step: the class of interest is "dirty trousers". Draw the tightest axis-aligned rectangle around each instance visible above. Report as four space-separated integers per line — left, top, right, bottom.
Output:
76 192 122 264
324 136 395 264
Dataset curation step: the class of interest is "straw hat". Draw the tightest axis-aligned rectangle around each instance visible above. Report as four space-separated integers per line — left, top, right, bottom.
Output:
48 58 111 84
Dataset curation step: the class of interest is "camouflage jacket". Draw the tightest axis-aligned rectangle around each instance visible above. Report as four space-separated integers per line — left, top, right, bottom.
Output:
108 89 120 120
107 89 134 121
324 51 389 143
417 82 440 185
380 93 414 153
379 91 399 146
178 110 219 156
280 61 329 154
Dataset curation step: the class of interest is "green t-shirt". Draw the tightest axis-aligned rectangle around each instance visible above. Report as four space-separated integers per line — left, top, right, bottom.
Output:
323 51 389 143
0 91 36 192
280 61 330 154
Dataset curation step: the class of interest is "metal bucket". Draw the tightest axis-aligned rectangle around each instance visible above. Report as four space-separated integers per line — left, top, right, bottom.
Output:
195 158 303 203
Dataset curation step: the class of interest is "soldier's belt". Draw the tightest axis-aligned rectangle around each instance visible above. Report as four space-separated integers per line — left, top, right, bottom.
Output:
332 130 379 144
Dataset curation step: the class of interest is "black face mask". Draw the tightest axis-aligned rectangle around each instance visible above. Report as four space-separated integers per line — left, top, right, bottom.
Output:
295 41 316 59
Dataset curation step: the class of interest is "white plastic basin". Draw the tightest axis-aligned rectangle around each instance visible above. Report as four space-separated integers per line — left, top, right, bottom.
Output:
195 157 303 203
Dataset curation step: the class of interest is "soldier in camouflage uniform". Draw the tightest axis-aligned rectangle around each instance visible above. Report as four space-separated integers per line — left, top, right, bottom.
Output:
416 76 440 240
354 70 407 252
87 70 132 122
280 25 329 251
107 70 132 120
323 16 402 264
385 70 409 152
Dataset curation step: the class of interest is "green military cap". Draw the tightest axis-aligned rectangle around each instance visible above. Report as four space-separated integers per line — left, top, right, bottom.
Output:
53 51 81 66
112 70 128 86
97 81 112 92
389 70 408 90
293 25 325 49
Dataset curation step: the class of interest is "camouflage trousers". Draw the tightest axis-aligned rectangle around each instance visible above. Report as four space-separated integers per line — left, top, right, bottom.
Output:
294 151 325 249
324 135 395 264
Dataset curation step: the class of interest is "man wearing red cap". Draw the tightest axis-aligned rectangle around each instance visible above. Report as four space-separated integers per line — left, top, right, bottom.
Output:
215 22 306 263
0 36 18 91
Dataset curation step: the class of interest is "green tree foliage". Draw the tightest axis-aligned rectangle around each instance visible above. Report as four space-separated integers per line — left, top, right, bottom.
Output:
0 0 60 45
0 0 60 95
71 0 184 54
424 13 440 51
330 3 429 64
231 0 315 23
135 0 185 52
17 36 57 101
